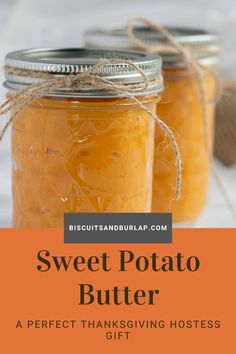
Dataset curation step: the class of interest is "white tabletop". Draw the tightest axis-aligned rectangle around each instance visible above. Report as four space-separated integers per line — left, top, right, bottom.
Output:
0 130 235 228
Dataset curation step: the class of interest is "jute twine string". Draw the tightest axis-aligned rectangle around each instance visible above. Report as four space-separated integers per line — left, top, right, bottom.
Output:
126 18 236 220
215 81 236 166
126 17 216 154
0 58 182 200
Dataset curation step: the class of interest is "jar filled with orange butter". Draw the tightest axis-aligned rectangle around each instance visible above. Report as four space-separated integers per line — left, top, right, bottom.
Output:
85 27 220 223
4 48 163 227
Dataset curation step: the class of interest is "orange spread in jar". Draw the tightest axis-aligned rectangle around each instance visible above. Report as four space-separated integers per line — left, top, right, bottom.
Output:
153 68 216 222
12 96 156 227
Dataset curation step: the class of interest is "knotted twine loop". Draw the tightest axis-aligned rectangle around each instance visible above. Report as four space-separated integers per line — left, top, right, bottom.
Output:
0 58 182 200
126 18 236 221
126 17 218 155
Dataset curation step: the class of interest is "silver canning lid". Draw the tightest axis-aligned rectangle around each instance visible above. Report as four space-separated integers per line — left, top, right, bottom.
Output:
4 48 163 97
85 26 220 68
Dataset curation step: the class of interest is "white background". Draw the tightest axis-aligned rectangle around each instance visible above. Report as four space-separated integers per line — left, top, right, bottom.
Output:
0 0 235 227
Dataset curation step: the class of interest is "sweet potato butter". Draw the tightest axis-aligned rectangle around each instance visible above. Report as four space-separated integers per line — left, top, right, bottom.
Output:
4 48 163 227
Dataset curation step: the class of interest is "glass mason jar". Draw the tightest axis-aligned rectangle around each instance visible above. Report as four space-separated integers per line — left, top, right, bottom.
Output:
85 27 220 222
4 48 163 227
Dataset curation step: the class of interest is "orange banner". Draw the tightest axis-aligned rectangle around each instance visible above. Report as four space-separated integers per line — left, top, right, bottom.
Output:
0 228 235 353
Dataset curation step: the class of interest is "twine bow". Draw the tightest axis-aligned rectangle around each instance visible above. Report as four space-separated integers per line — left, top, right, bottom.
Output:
126 17 219 155
0 58 182 200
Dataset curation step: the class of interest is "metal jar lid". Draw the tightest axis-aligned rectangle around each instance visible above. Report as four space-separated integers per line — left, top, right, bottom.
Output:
4 48 163 97
85 26 220 68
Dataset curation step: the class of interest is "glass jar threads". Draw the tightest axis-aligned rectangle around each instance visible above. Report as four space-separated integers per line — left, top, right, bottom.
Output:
4 48 163 227
85 26 220 222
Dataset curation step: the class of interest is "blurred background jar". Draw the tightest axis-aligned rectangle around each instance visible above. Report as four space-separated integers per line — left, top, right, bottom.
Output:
85 26 220 222
4 48 163 227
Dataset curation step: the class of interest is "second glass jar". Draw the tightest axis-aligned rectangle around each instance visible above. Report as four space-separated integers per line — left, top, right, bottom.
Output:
85 27 219 222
